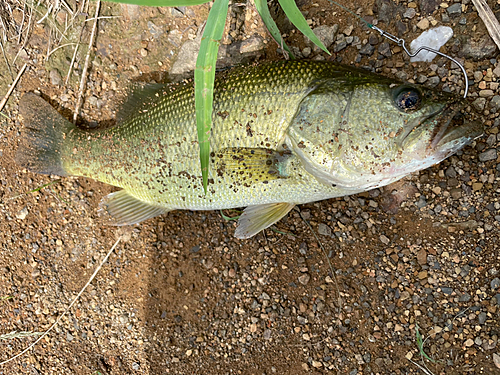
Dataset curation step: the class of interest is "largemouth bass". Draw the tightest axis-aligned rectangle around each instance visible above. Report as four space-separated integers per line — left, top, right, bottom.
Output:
16 61 482 238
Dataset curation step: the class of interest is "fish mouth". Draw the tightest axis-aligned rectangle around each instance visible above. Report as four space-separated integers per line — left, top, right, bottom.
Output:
429 98 483 152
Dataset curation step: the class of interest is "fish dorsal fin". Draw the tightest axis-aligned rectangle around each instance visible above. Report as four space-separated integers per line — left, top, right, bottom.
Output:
99 190 171 225
116 83 167 124
235 202 295 239
214 147 291 183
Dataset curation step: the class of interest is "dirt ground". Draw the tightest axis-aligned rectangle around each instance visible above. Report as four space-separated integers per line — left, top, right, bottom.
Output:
0 0 500 374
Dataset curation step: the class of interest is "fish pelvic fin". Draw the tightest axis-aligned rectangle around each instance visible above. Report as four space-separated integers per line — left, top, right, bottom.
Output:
235 202 295 239
99 190 171 225
16 93 75 176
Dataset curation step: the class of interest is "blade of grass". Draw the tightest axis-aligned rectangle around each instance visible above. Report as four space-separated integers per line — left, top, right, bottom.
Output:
195 0 229 194
29 179 60 193
102 0 210 6
277 0 330 54
415 323 436 363
220 209 240 221
254 0 294 58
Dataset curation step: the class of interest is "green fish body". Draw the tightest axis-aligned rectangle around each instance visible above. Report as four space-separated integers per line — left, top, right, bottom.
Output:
16 61 482 238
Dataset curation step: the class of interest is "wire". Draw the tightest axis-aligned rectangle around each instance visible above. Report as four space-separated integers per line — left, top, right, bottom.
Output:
327 0 469 98
370 26 469 98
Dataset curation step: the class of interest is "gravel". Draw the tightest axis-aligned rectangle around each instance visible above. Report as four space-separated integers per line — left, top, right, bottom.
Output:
0 1 499 374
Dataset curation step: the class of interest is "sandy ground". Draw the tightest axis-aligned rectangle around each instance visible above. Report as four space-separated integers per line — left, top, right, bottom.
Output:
0 0 500 374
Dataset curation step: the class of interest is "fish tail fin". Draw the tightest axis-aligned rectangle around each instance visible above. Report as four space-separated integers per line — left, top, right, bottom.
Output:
16 93 74 176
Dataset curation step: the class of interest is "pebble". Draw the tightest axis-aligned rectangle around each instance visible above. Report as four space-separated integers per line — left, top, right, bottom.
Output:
460 293 472 302
379 235 390 245
359 43 375 56
472 97 487 111
478 312 487 325
378 42 391 58
492 278 500 290
307 25 338 50
171 34 202 75
490 96 500 111
446 3 462 16
426 76 440 87
494 353 500 368
49 69 62 86
416 18 430 30
240 35 265 54
479 89 494 97
462 35 498 60
311 360 322 368
88 96 98 107
417 249 427 265
298 274 310 285
334 40 347 53
464 338 474 347
440 287 452 295
479 149 497 162
318 223 332 236
263 329 271 340
403 8 416 19
16 207 28 220
147 21 163 39
171 7 185 17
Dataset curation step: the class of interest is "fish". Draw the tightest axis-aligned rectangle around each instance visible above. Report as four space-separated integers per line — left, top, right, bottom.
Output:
16 60 483 239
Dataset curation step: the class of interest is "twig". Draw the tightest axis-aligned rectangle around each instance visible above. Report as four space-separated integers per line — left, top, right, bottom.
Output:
13 2 33 65
73 0 100 123
0 63 27 113
60 0 74 16
46 42 77 60
408 358 436 375
85 15 122 22
0 331 43 341
0 237 121 366
36 3 53 25
65 31 82 85
472 0 500 51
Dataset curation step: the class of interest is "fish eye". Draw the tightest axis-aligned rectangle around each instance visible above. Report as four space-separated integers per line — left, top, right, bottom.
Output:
394 87 421 112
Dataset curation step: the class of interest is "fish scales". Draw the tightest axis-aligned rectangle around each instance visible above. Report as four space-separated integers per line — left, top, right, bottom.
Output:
64 61 347 208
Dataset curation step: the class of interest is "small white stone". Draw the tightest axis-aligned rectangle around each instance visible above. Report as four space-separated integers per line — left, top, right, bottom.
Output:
410 26 453 62
16 207 28 220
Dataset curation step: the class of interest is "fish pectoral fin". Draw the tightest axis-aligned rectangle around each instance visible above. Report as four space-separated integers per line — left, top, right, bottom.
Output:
215 148 291 183
99 190 171 225
235 202 295 239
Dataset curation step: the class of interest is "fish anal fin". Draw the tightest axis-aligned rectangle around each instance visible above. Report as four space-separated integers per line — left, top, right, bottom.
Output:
235 202 295 239
99 190 171 225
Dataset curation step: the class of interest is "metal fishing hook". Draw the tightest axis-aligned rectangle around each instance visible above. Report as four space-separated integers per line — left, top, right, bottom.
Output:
371 25 469 98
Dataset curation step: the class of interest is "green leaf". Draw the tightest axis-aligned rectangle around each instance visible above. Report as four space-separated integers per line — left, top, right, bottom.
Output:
254 0 294 58
29 179 60 194
220 209 241 221
102 0 209 6
415 323 436 363
195 0 229 194
277 0 330 54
